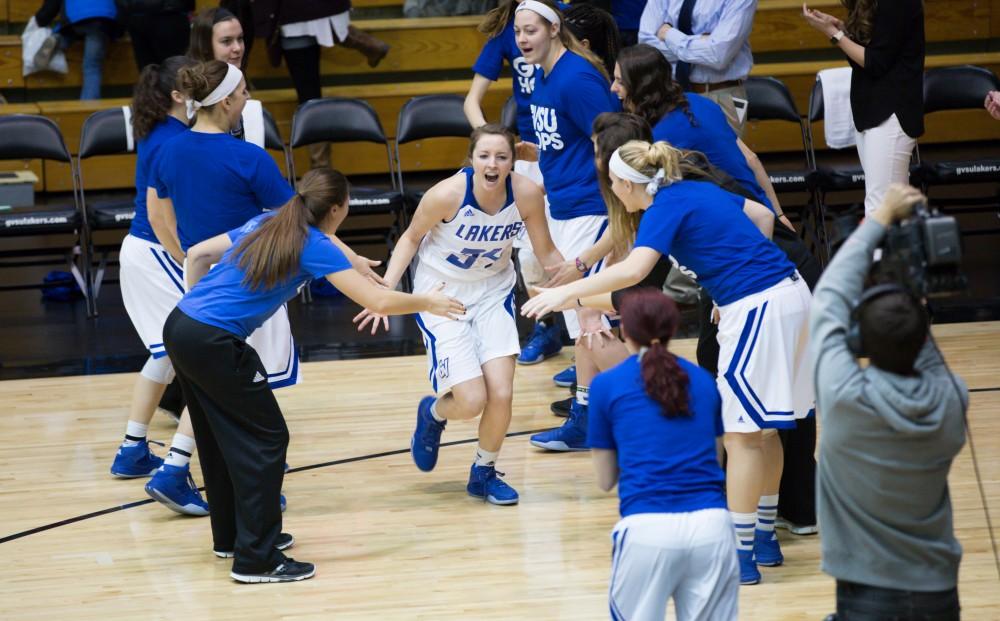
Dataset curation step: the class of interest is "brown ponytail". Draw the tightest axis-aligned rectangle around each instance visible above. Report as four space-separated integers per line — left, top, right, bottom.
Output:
234 168 350 291
619 288 690 417
131 56 196 141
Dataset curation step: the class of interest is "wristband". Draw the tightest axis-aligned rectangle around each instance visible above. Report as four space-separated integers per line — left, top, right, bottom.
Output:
576 298 583 308
575 257 589 273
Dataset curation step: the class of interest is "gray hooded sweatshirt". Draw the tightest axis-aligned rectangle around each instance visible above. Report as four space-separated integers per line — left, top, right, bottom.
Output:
809 219 967 591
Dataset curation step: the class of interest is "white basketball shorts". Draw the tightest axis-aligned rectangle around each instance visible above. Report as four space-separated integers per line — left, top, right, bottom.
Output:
119 234 185 360
609 510 739 621
412 264 520 394
547 210 610 339
716 274 814 433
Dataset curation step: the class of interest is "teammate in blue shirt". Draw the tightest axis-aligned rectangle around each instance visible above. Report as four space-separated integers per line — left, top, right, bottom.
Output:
110 56 197 482
168 168 462 584
513 0 624 453
590 288 737 620
523 139 815 586
354 125 563 505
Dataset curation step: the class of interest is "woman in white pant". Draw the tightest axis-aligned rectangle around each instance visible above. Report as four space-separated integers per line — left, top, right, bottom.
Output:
803 0 925 215
589 288 737 621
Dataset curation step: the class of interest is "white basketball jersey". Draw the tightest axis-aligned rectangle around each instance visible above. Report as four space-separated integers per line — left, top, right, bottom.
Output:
416 168 524 282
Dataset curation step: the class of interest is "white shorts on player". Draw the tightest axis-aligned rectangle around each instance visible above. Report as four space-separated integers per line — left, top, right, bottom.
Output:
609 510 739 621
547 210 610 339
716 273 814 433
413 265 520 394
120 233 300 390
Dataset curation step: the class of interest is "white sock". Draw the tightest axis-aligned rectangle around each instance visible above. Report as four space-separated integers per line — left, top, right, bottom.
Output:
122 420 148 447
731 511 756 552
757 494 779 533
430 399 446 423
164 433 196 468
575 385 590 407
474 445 499 467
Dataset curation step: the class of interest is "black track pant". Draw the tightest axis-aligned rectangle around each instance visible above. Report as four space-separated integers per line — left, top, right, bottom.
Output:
696 223 823 526
163 308 288 573
125 12 191 71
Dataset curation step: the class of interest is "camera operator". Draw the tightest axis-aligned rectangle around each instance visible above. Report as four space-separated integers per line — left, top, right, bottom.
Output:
809 183 968 621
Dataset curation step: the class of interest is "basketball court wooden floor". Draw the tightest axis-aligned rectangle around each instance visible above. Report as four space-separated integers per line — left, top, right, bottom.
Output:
1 322 999 620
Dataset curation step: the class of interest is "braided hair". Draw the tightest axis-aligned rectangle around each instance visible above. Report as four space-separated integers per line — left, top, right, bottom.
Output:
563 3 622 78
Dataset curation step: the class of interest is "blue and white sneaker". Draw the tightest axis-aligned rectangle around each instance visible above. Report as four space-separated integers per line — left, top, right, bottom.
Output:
552 365 576 388
110 441 164 478
517 323 562 365
411 396 446 472
467 464 519 505
280 494 287 513
754 529 784 566
144 463 210 516
739 549 761 585
530 401 589 451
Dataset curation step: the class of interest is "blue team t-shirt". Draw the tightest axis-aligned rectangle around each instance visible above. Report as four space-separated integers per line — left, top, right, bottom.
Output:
531 51 619 220
152 131 294 251
472 21 539 143
131 116 187 243
178 214 352 339
589 355 727 518
653 93 772 210
634 180 794 305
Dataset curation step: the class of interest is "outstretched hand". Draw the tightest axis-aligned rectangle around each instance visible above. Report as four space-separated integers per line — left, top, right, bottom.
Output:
540 260 584 288
353 307 390 335
515 141 539 162
425 282 466 320
352 254 386 287
521 286 574 319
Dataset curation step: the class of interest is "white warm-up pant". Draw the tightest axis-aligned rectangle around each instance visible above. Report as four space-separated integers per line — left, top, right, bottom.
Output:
855 113 917 216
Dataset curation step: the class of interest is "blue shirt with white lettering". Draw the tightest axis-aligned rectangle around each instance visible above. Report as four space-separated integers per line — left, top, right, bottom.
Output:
152 131 294 251
589 354 727 518
653 93 772 210
634 180 794 305
472 22 539 143
530 51 619 220
178 213 352 339
131 116 187 243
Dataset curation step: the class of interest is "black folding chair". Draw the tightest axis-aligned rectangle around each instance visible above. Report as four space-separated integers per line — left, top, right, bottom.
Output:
290 97 404 259
745 76 828 261
0 114 92 313
394 94 473 202
917 65 1000 236
500 96 518 135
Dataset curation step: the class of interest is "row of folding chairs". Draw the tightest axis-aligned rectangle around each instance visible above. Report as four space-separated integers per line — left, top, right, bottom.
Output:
1 64 996 315
744 64 1000 263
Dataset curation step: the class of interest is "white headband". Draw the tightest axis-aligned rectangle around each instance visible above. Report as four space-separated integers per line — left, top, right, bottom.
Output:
516 0 561 26
185 63 244 119
609 148 668 196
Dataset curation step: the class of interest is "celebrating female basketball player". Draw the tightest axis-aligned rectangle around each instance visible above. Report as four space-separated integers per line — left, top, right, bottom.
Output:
523 139 814 585
166 167 462 584
354 125 563 505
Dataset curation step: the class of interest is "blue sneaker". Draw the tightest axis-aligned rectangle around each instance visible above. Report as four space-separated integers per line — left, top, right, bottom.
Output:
145 463 210 516
517 323 562 365
467 464 519 505
552 365 576 387
280 494 287 513
530 401 589 451
411 396 446 472
739 549 761 585
110 441 164 478
754 529 784 566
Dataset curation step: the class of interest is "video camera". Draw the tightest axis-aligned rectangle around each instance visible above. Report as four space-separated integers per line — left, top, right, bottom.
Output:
872 202 967 298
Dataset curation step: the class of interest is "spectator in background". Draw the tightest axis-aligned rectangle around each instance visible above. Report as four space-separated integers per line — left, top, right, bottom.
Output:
117 0 194 70
252 0 391 169
638 0 755 135
189 7 247 71
34 0 119 99
803 0 925 216
611 0 645 47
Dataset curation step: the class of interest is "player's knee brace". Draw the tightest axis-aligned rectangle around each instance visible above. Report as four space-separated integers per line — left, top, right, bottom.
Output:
140 355 175 385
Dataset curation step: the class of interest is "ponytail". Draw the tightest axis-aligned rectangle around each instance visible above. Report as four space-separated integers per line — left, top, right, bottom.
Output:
608 140 684 250
131 56 196 141
619 288 690 417
234 168 350 291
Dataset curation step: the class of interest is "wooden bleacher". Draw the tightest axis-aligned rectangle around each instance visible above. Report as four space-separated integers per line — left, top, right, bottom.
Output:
1 0 1000 192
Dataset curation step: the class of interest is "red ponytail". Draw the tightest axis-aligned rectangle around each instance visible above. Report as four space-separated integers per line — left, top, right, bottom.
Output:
619 288 690 417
